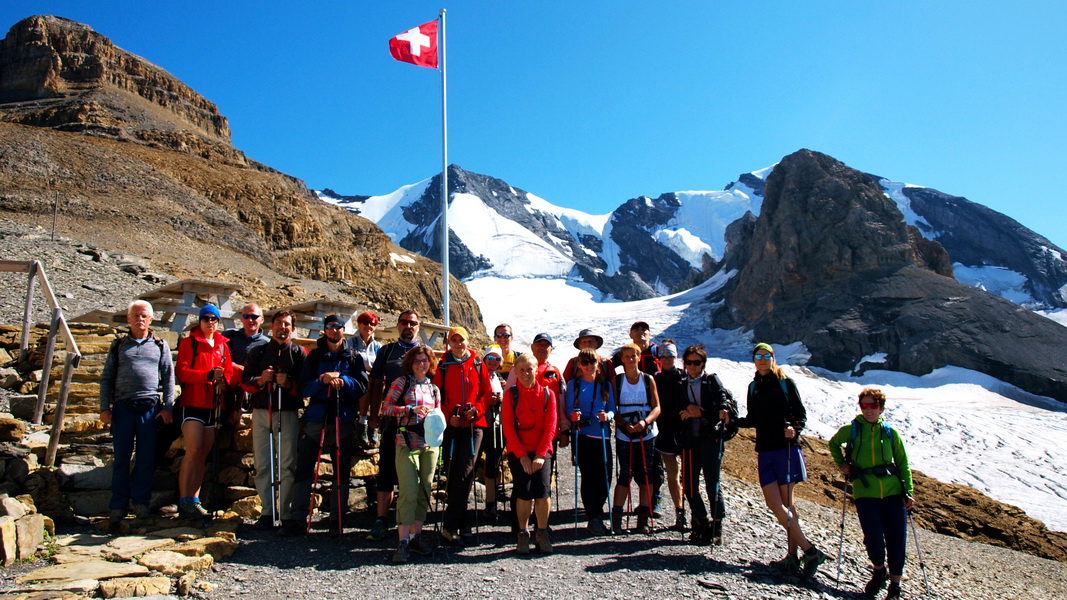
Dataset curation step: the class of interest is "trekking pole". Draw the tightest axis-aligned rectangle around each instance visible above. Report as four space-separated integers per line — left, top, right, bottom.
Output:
273 382 283 526
306 399 329 534
266 379 279 528
785 438 794 558
468 405 479 541
572 427 579 538
334 388 343 536
211 381 223 514
681 447 690 541
626 435 635 530
835 477 850 582
907 508 931 597
637 432 654 533
600 421 612 535
709 422 725 550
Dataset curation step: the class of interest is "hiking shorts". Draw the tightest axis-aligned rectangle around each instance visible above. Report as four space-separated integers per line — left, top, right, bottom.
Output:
179 406 217 428
757 446 807 487
508 452 553 501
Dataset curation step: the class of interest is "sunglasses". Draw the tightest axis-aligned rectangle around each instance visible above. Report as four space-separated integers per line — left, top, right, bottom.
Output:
398 319 419 326
859 402 880 409
200 316 219 322
753 353 774 361
325 324 345 330
241 313 262 320
494 332 512 338
578 359 596 366
683 359 703 366
485 356 502 361
357 320 377 326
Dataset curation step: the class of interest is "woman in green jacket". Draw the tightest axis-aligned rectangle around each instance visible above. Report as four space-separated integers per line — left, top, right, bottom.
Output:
829 388 915 600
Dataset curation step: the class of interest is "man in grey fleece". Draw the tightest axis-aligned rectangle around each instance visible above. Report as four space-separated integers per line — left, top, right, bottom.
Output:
100 300 175 524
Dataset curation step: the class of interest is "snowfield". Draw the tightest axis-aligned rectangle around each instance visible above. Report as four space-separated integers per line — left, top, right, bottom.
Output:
466 275 1067 532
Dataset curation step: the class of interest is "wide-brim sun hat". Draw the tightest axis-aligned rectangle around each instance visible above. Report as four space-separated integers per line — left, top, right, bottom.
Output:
572 328 604 349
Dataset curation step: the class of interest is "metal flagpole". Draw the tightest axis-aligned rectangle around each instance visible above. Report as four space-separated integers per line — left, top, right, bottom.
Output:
439 8 450 326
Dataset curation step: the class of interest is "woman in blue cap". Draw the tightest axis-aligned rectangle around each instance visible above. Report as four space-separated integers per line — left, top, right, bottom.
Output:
174 304 236 519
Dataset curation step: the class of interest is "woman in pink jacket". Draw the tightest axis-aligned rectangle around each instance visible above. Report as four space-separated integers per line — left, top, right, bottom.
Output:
502 354 557 555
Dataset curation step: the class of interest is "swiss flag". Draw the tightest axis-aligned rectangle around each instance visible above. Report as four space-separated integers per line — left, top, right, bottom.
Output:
389 20 438 68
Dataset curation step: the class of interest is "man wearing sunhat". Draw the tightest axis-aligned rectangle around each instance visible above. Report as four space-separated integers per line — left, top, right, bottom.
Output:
347 311 382 448
563 328 613 384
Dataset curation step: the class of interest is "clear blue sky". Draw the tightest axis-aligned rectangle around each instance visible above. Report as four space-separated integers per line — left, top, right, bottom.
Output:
4 2 1066 248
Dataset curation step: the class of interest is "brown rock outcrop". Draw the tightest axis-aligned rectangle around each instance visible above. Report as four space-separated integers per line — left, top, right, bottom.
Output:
0 15 229 144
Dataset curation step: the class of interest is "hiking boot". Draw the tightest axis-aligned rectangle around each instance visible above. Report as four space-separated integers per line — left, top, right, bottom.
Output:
535 529 553 554
710 519 723 546
391 539 410 564
770 553 800 573
441 527 463 546
865 569 889 595
884 582 901 600
689 518 710 545
587 518 607 537
367 427 380 448
460 531 477 546
801 545 827 579
131 503 152 520
409 533 432 555
178 501 209 520
109 509 124 525
610 507 623 535
356 422 370 448
635 506 651 535
480 504 499 522
366 517 388 541
516 530 530 555
651 495 663 519
280 519 304 537
671 507 687 532
253 515 276 530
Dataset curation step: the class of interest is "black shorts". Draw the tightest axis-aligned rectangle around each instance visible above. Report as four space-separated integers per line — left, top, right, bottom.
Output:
508 452 553 501
179 405 217 428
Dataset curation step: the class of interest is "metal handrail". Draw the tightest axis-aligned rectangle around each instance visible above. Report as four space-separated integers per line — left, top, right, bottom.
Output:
0 259 83 466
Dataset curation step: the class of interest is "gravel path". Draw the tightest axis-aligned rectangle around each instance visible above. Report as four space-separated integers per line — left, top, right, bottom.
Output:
202 472 1067 600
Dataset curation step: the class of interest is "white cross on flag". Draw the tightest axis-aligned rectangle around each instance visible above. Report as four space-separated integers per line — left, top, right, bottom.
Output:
388 20 438 68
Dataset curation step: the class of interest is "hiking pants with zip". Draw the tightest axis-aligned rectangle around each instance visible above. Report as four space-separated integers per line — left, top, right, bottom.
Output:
442 426 483 532
683 436 726 523
856 494 908 577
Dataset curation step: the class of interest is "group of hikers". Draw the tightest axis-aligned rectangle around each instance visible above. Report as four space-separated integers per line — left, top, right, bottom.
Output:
100 302 917 599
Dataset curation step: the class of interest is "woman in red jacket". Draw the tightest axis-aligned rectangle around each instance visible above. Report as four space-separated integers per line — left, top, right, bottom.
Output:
174 304 236 520
502 353 558 555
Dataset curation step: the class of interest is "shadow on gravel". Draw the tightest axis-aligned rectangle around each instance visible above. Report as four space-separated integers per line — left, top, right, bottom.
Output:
741 560 860 599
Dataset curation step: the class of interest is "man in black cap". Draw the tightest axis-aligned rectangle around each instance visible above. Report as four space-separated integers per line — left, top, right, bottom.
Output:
291 314 368 535
611 321 661 376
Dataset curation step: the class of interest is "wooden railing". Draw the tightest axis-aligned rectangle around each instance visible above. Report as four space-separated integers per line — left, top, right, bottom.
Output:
0 259 82 467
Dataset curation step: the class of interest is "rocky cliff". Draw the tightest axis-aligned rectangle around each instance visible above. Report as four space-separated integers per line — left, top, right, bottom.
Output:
0 15 484 330
713 149 1067 401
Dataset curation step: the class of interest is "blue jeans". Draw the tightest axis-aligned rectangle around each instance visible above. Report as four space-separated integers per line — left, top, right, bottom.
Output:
109 402 159 510
855 495 908 576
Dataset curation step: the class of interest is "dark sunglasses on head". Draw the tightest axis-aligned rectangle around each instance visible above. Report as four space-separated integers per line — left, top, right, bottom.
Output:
683 359 703 366
494 332 512 338
242 313 262 319
859 402 880 409
398 319 419 326
325 324 345 330
753 353 774 360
